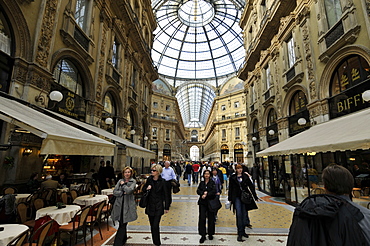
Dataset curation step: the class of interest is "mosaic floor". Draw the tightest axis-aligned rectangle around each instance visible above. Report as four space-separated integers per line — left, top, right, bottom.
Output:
76 179 295 246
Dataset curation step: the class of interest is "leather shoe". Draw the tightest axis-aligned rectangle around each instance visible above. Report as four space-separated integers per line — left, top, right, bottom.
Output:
246 224 253 228
237 235 244 242
242 233 249 238
208 235 213 240
200 236 206 243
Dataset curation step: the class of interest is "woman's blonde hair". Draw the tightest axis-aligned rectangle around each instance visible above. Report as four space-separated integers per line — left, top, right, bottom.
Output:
122 166 133 178
151 164 163 174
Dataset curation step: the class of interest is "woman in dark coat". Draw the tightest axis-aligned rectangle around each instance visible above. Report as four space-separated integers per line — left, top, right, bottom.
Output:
142 164 169 246
111 167 137 246
228 164 260 242
197 169 217 244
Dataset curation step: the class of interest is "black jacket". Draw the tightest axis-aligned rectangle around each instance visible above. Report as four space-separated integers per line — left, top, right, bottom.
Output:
287 194 368 246
142 175 169 216
197 179 217 206
228 173 258 203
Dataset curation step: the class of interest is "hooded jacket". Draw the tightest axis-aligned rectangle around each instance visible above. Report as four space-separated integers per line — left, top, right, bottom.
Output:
287 194 368 246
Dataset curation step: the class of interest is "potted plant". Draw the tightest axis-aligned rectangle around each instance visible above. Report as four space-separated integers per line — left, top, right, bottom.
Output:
3 156 15 169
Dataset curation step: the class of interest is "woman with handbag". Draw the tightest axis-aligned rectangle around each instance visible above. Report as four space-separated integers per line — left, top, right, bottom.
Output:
111 167 138 246
142 164 169 246
197 169 217 243
228 164 261 242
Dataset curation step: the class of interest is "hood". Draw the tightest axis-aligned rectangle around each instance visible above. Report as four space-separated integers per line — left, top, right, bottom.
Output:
295 194 345 219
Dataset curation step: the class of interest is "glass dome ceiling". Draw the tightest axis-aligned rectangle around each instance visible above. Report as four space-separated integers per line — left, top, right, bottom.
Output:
151 0 245 127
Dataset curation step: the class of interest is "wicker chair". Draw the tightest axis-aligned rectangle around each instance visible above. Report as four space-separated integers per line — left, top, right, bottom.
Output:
6 228 29 246
57 205 91 246
86 201 106 246
17 202 36 229
3 187 17 195
28 219 55 246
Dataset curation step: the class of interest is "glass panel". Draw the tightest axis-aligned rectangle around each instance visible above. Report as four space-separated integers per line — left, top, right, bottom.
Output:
75 0 88 31
324 0 342 28
53 59 83 96
287 36 295 68
0 11 11 55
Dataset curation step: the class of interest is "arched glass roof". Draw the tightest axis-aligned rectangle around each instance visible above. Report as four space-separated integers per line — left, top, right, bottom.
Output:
151 0 245 127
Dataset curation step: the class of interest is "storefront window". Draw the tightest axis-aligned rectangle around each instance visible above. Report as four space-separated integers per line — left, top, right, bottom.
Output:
289 91 307 115
234 143 243 163
103 93 116 133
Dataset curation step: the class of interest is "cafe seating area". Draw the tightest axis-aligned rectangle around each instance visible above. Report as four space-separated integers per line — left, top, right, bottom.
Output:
0 179 116 246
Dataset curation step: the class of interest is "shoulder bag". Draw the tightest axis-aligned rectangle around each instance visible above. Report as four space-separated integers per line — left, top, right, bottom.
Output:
238 181 253 205
139 190 150 208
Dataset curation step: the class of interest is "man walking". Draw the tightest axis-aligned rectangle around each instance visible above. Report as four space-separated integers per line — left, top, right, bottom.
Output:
161 161 177 207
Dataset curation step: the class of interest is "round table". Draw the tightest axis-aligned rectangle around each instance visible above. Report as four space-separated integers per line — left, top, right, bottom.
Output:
0 224 29 245
35 205 81 225
73 194 108 206
101 189 114 195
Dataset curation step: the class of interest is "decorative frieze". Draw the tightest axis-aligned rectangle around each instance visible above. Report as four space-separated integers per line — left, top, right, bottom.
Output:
36 0 58 68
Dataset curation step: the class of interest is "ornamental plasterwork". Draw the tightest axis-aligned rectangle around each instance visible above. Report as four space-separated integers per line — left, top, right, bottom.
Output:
96 25 107 101
14 65 27 84
366 0 370 16
36 0 58 68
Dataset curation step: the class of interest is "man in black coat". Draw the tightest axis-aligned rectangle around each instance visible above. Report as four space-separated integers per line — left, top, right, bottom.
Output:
287 164 370 246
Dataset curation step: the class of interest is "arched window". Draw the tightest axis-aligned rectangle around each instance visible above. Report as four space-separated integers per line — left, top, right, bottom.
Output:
330 55 370 97
252 120 259 133
267 108 277 126
53 59 83 96
103 93 115 116
289 91 307 115
0 10 12 55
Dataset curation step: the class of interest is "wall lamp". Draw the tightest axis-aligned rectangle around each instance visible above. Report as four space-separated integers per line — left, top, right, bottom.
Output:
268 129 275 135
144 135 149 141
130 129 136 135
362 90 370 102
105 117 113 125
251 136 257 141
23 148 33 156
297 118 307 126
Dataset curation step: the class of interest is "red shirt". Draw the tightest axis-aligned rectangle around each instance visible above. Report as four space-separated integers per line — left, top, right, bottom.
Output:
192 164 200 172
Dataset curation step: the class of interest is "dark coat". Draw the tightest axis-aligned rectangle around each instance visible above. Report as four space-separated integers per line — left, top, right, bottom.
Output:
287 194 368 246
228 173 258 210
197 179 217 206
142 175 169 216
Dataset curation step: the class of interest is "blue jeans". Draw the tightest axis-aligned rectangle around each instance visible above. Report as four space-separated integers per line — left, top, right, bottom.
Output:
194 172 199 183
187 174 192 185
234 197 250 236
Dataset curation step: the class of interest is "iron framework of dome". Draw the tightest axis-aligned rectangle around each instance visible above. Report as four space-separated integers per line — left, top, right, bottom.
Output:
151 0 245 127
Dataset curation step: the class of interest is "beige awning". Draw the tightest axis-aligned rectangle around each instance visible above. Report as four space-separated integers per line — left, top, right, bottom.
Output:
47 111 156 159
256 108 370 157
0 96 115 156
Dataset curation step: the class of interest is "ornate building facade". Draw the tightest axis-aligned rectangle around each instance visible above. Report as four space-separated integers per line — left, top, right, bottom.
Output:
0 0 157 185
238 0 370 201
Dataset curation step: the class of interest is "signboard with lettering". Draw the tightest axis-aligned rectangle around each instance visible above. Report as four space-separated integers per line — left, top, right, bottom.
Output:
329 79 370 119
48 84 86 121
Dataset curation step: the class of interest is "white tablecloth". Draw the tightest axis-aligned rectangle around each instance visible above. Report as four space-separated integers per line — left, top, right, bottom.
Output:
57 188 69 193
101 189 114 195
0 194 31 204
35 205 81 225
73 195 108 206
0 224 29 245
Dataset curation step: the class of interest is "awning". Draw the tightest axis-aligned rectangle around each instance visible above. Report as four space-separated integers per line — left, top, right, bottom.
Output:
46 111 156 159
0 96 115 156
256 108 370 157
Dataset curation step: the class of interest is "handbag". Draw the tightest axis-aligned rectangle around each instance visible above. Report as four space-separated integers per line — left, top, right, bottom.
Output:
208 196 222 212
139 190 150 208
238 181 253 205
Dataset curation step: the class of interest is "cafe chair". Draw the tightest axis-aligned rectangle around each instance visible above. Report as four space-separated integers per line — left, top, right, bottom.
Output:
33 198 45 211
57 205 91 246
6 228 30 246
60 192 68 204
44 189 57 206
101 197 114 230
93 185 100 195
2 187 17 195
86 201 106 246
17 202 35 230
70 190 79 202
367 202 370 209
28 219 55 246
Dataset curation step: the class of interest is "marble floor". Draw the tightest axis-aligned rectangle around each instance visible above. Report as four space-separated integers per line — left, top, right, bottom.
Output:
76 179 295 246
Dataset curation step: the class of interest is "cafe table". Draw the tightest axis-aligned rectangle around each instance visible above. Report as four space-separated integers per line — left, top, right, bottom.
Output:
0 224 29 245
101 188 114 196
73 194 108 206
35 205 81 226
